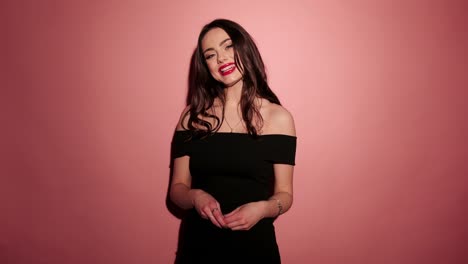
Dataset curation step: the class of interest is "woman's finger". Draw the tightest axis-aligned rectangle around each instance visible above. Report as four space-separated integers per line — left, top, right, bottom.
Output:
204 207 221 228
231 224 248 231
226 219 246 229
200 212 208 219
224 207 241 218
211 208 227 227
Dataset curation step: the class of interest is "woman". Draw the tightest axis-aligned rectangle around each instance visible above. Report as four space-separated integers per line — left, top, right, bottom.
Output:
170 19 296 263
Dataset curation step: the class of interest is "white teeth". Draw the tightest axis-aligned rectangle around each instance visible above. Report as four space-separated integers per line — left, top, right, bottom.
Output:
220 65 235 72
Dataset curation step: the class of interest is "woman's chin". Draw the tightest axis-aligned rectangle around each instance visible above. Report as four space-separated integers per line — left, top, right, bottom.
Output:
223 77 243 88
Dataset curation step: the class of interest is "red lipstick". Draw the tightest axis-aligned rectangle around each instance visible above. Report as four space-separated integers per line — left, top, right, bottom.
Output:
219 63 236 76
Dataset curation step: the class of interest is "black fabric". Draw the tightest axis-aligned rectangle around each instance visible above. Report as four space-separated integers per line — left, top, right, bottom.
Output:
171 131 193 160
171 130 297 263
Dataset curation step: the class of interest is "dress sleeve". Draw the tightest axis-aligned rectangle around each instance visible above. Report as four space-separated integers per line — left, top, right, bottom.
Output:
261 135 297 165
171 130 193 160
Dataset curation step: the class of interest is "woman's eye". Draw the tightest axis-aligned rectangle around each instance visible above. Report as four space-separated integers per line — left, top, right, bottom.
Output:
226 44 233 49
205 54 214 60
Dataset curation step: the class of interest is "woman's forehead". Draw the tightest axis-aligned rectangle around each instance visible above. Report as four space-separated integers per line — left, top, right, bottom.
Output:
201 28 230 49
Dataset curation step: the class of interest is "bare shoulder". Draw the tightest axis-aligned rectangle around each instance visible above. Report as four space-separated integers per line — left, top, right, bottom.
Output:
175 105 191 131
260 100 296 136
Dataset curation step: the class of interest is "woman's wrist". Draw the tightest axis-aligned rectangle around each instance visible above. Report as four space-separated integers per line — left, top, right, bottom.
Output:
188 189 204 207
253 201 267 219
268 198 283 217
257 199 279 219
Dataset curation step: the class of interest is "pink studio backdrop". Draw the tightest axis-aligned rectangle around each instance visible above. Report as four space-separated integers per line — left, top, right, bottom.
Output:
2 0 467 263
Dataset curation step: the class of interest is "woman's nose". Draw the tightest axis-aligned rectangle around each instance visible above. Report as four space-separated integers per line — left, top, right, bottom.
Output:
217 51 228 64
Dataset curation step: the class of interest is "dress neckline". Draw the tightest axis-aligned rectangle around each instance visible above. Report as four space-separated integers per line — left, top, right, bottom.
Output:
174 130 296 138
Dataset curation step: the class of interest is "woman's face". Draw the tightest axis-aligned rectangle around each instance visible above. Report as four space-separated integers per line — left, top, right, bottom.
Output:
201 28 243 87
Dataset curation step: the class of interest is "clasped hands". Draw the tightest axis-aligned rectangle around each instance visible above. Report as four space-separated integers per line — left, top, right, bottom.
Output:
192 190 265 231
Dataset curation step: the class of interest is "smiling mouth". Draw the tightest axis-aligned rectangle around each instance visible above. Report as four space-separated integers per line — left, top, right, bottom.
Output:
219 63 236 76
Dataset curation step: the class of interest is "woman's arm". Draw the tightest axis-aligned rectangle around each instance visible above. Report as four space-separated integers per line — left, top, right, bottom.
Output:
169 106 227 228
170 153 227 228
263 104 296 217
261 164 294 218
170 156 196 210
170 105 196 209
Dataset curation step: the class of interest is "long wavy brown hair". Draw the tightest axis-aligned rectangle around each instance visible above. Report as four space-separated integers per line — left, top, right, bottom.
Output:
183 19 281 137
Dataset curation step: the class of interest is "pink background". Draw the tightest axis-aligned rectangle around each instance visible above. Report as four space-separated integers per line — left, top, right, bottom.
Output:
2 0 467 263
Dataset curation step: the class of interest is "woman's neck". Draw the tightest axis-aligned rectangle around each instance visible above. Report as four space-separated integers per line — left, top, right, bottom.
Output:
223 79 243 106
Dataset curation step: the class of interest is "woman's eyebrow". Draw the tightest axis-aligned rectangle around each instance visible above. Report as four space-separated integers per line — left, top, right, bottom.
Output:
203 38 231 54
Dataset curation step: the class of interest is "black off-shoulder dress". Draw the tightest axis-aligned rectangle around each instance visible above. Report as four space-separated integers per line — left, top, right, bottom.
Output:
171 130 296 264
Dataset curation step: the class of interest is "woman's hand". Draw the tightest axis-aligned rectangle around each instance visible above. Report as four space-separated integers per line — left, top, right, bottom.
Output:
190 189 226 228
223 201 267 231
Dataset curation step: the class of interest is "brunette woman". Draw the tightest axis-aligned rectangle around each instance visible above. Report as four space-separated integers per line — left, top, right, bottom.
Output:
170 19 296 263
